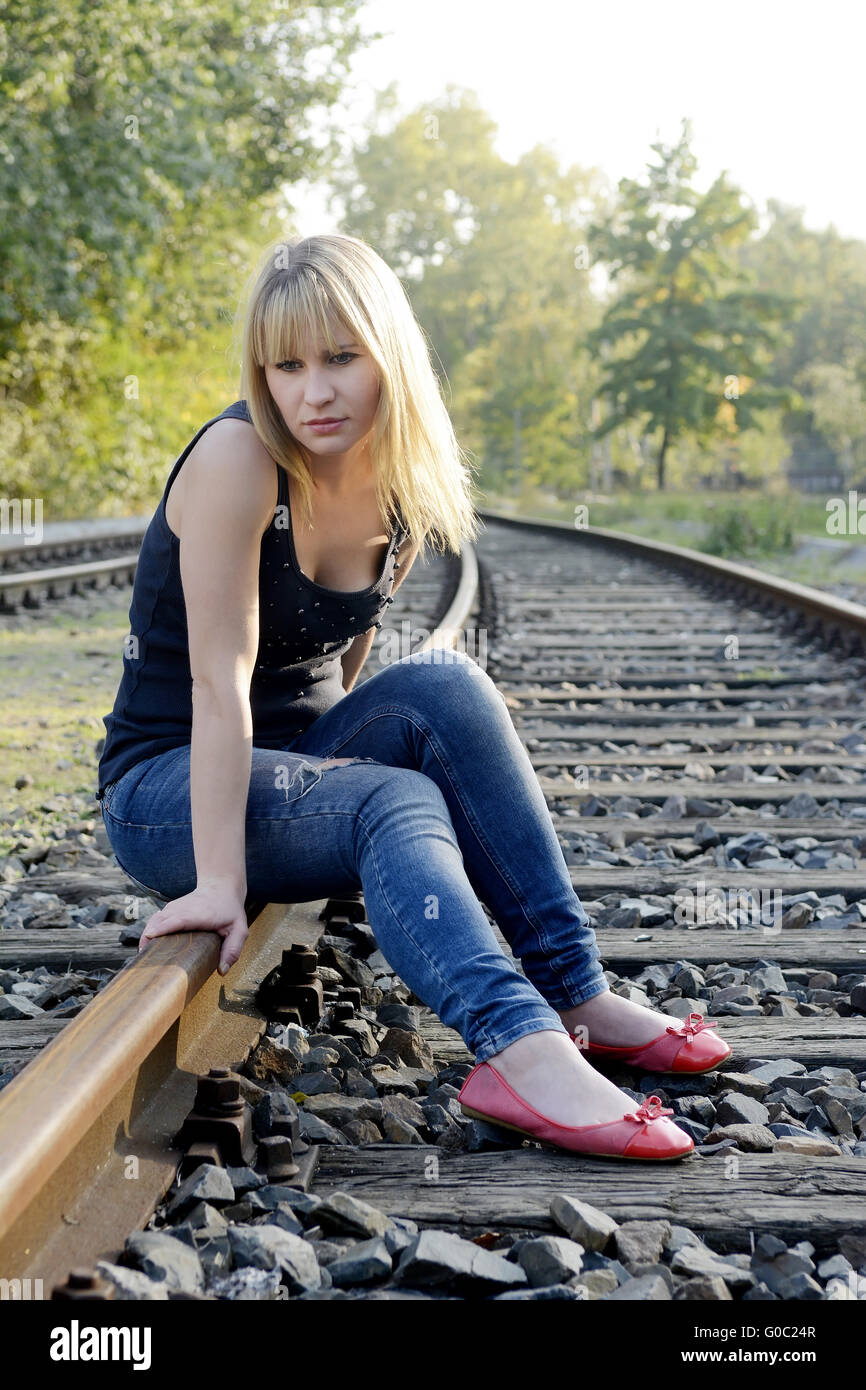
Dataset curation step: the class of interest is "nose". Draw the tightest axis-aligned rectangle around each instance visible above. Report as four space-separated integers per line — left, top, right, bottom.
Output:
304 364 337 408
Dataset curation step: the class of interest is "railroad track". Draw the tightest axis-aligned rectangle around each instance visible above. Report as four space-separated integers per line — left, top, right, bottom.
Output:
0 520 150 611
1 510 865 1307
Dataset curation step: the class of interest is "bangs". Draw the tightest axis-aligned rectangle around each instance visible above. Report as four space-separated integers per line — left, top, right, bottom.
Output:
251 270 361 366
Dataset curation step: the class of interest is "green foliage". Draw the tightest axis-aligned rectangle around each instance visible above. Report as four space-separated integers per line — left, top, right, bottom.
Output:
585 119 799 489
701 503 796 558
330 86 609 500
0 0 372 511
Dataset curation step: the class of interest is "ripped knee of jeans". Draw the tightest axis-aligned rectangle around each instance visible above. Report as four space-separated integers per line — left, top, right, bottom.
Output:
274 755 380 802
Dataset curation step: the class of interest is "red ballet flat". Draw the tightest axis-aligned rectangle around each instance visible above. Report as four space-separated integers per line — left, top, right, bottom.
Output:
457 1062 694 1160
569 1011 732 1074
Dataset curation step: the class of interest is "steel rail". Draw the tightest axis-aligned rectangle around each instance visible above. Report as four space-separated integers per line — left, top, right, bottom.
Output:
477 508 866 648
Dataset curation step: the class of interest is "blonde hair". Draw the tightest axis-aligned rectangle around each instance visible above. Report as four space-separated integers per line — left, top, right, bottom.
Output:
236 233 479 554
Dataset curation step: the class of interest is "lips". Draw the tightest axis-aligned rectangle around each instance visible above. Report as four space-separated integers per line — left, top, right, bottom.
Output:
306 417 346 425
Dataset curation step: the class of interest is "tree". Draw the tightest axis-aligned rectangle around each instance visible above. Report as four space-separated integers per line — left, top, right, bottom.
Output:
0 0 374 509
330 85 607 496
585 119 797 488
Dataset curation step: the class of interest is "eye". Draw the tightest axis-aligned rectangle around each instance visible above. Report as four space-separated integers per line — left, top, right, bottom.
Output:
275 352 358 371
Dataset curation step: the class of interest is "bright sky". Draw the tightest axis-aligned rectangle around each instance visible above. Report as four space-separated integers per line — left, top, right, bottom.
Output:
293 0 865 242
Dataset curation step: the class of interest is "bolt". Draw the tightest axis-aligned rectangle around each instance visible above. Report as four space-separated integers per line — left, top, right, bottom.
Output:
52 1267 115 1300
258 1134 299 1181
195 1068 244 1117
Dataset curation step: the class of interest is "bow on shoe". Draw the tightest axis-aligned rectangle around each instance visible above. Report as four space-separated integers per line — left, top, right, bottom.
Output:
666 1012 718 1045
626 1095 674 1124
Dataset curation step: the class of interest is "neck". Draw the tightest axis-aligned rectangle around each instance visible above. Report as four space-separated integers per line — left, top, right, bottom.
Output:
307 447 375 500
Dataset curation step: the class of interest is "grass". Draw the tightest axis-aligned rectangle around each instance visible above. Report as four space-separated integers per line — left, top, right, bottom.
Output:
0 592 129 858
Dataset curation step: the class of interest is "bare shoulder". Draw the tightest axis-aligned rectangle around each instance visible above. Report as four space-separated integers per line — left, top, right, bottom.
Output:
167 415 278 541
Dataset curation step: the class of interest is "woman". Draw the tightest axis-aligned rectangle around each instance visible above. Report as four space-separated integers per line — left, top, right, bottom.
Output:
97 233 730 1161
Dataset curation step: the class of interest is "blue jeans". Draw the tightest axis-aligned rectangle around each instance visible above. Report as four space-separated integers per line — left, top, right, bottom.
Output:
98 649 609 1063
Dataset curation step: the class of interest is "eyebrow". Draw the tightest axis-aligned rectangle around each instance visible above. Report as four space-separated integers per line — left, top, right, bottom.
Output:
281 342 359 358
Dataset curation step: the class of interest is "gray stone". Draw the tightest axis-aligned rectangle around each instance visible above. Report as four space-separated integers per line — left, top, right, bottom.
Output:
94 1260 170 1301
576 1269 620 1299
675 1119 710 1144
748 964 788 994
673 1098 716 1133
549 1194 619 1251
713 1071 771 1100
376 1003 420 1031
634 964 677 992
714 1092 770 1127
341 1118 383 1144
703 1123 776 1151
166 1163 235 1219
380 1114 425 1144
777 1272 824 1300
744 1058 807 1084
379 1092 428 1129
673 1275 733 1300
492 1283 586 1300
614 1220 671 1266
621 1262 675 1291
315 1191 394 1239
515 1235 585 1287
226 1224 321 1293
300 1094 383 1128
710 984 760 1008
303 1046 341 1070
334 1017 379 1058
341 1068 379 1098
754 1233 786 1259
838 1232 866 1268
124 1231 205 1295
0 995 43 1019
670 1245 757 1290
326 1237 393 1286
605 1273 671 1300
808 1085 866 1124
298 1112 349 1145
224 1166 266 1197
741 1281 780 1300
581 1251 630 1284
817 1254 853 1280
773 1134 842 1157
377 1026 436 1071
255 1185 321 1218
293 1069 341 1095
673 965 706 995
392 1228 528 1295
207 1267 285 1300
663 1225 705 1256
751 1250 815 1298
463 1118 524 1151
419 1101 462 1141
248 1024 309 1081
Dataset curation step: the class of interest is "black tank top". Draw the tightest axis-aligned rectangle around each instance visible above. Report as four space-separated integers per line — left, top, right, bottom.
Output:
96 400 409 799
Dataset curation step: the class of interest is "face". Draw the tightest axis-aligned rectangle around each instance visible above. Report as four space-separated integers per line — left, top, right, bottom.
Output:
264 320 380 463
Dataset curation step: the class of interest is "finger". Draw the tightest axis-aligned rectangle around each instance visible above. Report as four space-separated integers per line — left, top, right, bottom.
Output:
217 919 249 976
137 910 166 950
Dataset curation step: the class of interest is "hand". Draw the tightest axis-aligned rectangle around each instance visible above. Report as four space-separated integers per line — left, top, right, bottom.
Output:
136 880 249 976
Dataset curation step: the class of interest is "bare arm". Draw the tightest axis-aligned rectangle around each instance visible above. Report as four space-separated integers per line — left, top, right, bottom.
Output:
180 421 277 895
137 420 278 974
